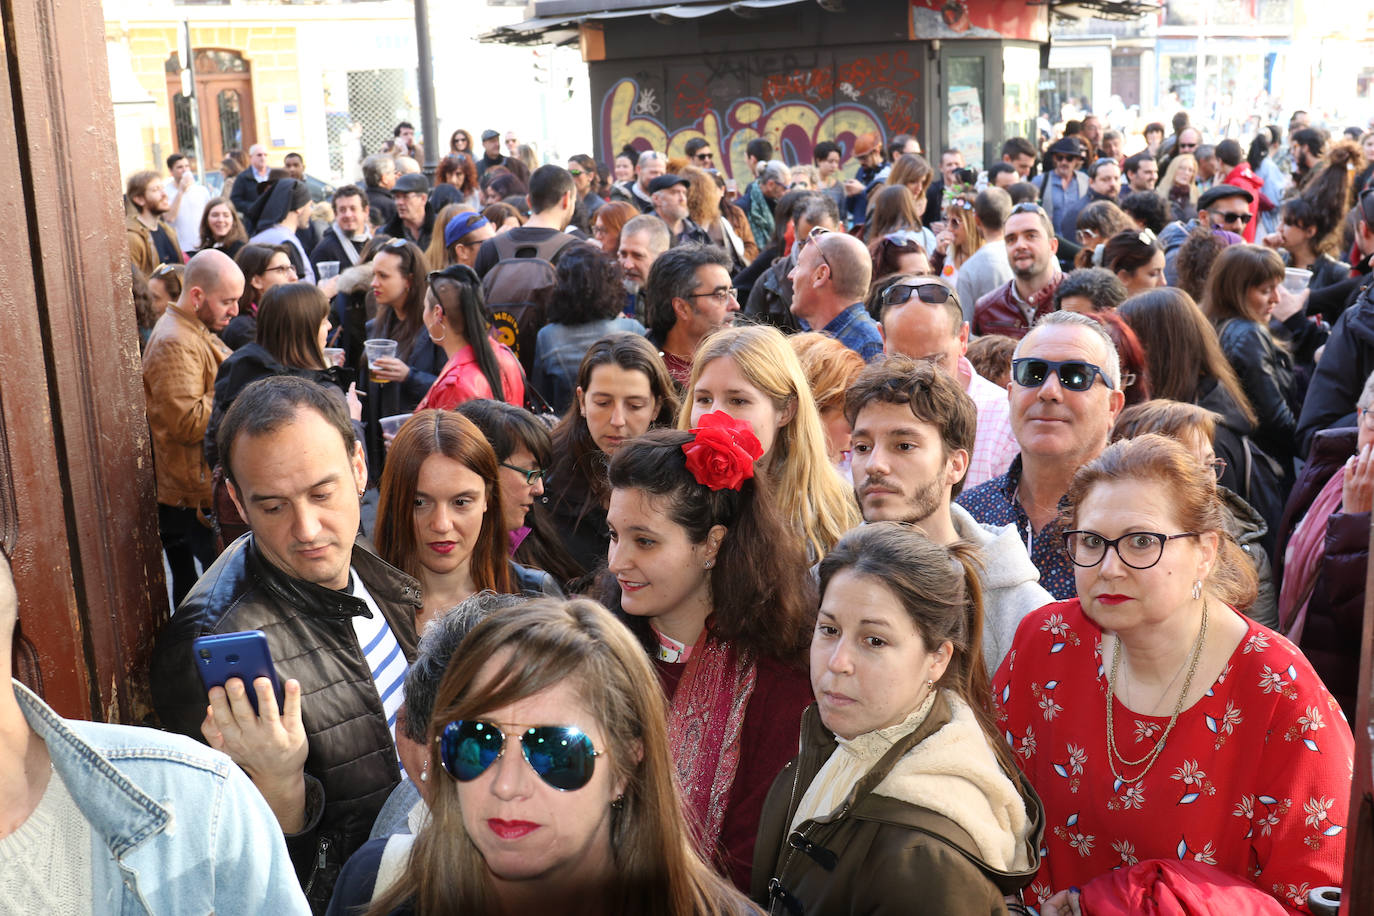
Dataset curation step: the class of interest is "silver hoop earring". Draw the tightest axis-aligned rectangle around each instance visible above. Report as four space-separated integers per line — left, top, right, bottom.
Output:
426 320 446 344
1192 579 1202 600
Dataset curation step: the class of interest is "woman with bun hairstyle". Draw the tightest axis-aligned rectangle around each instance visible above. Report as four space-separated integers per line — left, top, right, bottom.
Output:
753 522 1041 914
604 415 816 891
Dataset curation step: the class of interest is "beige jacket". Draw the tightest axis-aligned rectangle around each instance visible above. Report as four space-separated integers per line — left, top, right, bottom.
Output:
142 304 230 508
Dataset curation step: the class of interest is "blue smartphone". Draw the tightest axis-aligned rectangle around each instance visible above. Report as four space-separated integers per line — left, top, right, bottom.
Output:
192 630 284 717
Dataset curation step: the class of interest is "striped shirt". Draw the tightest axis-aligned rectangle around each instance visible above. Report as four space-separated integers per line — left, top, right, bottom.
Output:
349 570 408 732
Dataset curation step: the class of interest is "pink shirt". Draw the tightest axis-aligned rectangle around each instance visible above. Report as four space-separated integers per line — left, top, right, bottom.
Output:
960 356 1019 488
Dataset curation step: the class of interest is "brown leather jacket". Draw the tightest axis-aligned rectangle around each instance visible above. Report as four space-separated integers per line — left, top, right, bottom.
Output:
972 274 1063 340
150 534 421 913
142 303 231 508
126 208 184 276
752 695 1043 915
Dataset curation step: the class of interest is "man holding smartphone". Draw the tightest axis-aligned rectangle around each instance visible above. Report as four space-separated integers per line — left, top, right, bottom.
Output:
150 376 421 912
0 548 308 912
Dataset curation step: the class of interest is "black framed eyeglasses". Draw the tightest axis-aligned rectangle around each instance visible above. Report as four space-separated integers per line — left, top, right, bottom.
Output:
1012 357 1116 391
500 461 545 484
438 720 601 792
1063 530 1201 570
882 279 954 307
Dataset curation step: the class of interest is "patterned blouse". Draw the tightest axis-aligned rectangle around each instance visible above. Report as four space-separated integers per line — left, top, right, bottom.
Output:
994 600 1354 914
956 456 1078 599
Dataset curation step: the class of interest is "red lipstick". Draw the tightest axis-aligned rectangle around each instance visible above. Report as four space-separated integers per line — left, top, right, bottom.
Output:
488 819 539 840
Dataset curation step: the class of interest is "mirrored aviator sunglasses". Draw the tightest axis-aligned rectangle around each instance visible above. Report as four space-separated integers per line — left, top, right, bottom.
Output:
439 720 601 791
883 280 953 307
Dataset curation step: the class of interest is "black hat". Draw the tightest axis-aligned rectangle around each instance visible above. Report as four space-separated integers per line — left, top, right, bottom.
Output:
648 174 690 193
393 172 429 194
1047 136 1087 160
1198 183 1254 209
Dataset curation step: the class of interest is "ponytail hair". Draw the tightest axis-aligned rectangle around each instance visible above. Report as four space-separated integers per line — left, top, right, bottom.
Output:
818 522 1019 778
606 428 816 664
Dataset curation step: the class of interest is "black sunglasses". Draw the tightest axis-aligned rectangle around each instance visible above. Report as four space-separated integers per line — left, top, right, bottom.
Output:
1214 211 1252 225
883 280 954 307
439 720 601 791
500 461 545 484
1012 357 1115 391
428 264 481 288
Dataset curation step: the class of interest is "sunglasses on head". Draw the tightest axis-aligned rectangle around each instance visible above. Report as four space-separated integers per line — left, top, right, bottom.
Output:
384 237 410 250
883 279 953 307
1012 357 1115 391
439 720 601 791
1011 202 1047 217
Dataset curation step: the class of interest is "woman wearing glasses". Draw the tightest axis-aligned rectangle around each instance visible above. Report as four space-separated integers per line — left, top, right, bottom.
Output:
414 264 524 412
682 324 861 561
995 434 1352 915
603 419 816 892
327 598 759 915
1274 368 1374 720
375 410 556 635
223 243 299 350
755 523 1041 915
1203 244 1321 477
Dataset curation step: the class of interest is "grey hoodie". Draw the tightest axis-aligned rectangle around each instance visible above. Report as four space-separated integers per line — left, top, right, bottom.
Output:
952 503 1053 673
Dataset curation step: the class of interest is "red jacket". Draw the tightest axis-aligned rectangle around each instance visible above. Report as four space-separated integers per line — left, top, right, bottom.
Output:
1222 163 1265 242
972 274 1064 339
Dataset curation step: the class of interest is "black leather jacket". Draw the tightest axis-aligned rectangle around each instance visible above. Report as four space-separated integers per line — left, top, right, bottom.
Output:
1218 318 1298 472
150 534 421 912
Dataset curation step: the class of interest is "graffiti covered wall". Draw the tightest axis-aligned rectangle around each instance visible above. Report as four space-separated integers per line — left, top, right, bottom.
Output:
593 45 926 182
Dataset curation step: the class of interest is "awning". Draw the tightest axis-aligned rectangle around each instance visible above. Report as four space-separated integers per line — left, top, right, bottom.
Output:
479 0 810 46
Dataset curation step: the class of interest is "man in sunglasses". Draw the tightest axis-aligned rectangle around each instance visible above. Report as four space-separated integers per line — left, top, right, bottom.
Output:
846 357 1050 672
788 228 883 361
957 312 1125 600
1157 183 1252 285
971 202 1062 339
151 376 421 911
878 276 1018 488
1031 136 1088 240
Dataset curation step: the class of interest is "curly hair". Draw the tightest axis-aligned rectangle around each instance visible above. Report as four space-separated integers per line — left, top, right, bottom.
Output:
546 243 628 326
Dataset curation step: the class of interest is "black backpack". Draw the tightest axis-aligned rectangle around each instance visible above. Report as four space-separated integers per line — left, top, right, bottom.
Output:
480 231 577 375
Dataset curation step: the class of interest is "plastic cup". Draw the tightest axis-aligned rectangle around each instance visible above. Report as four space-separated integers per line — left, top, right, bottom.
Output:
1283 268 1312 292
379 413 412 439
323 347 345 367
317 261 340 281
364 338 398 384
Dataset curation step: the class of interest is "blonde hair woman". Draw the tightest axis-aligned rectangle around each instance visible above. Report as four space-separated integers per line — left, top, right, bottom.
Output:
1156 153 1199 223
680 324 861 559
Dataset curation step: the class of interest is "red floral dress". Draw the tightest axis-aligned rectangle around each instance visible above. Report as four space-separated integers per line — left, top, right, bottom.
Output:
994 600 1353 914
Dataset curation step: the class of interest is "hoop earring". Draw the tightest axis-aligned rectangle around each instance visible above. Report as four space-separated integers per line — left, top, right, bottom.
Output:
426 318 446 344
1192 579 1203 600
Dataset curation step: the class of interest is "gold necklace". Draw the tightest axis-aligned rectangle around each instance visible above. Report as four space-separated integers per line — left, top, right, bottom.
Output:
1105 598 1209 785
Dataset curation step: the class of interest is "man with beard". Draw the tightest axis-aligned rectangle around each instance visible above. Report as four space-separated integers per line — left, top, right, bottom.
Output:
125 169 183 274
643 243 737 386
617 214 670 323
846 355 1050 671
957 312 1125 599
649 174 710 247
972 203 1063 338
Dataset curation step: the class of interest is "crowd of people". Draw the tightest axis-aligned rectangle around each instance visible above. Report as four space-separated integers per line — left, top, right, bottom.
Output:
22 109 1365 912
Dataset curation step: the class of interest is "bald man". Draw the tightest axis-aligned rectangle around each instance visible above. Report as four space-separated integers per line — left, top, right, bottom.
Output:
0 547 308 911
788 228 883 361
231 143 272 216
142 249 244 605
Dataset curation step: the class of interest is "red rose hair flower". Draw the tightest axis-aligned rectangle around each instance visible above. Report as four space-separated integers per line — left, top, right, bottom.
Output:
682 411 764 491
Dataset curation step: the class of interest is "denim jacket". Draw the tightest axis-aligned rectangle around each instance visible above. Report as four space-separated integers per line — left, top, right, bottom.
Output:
14 679 309 915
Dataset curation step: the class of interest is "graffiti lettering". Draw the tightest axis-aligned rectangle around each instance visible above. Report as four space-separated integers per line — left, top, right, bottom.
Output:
602 77 905 183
